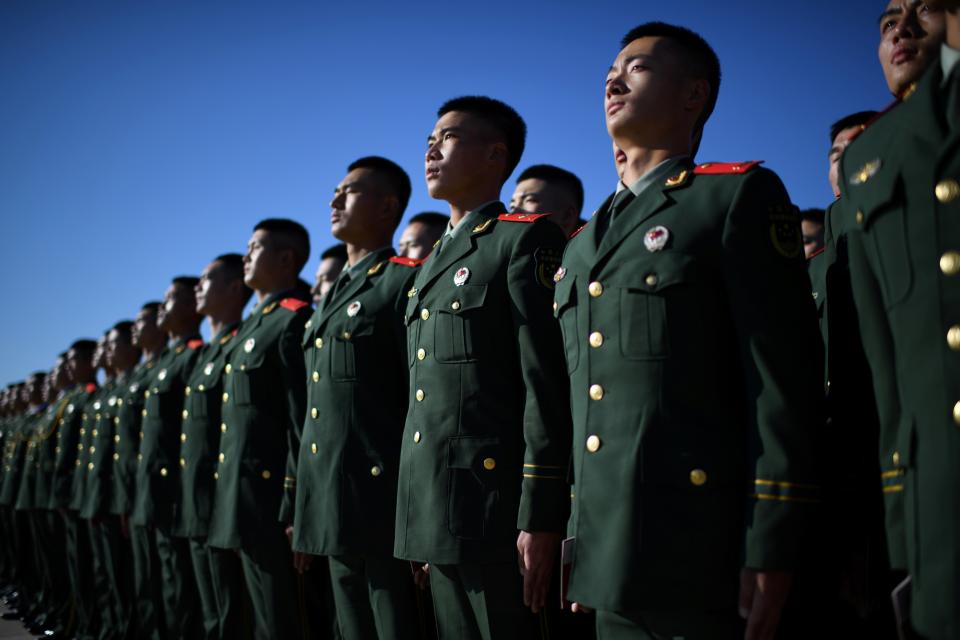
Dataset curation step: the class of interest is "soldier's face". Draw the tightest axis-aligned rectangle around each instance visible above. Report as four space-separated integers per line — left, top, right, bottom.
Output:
196 260 237 317
51 358 68 390
510 178 579 235
92 338 107 370
802 219 825 258
132 308 161 349
107 328 138 371
330 168 396 243
425 110 504 201
243 229 288 291
878 0 945 95
397 222 442 260
67 348 93 382
828 125 863 197
158 283 197 334
25 376 43 404
311 256 345 305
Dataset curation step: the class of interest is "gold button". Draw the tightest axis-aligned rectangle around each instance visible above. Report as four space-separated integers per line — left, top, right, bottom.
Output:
112 453 119 461
221 423 227 433
160 467 168 477
342 331 352 340
144 391 150 398
88 462 94 470
953 401 960 426
552 302 558 312
139 431 144 440
114 417 120 425
312 371 320 382
420 309 430 321
315 338 324 349
417 348 426 360
451 301 461 311
261 470 271 480
855 210 864 225
311 443 318 455
415 389 425 402
690 469 708 486
179 458 186 468
645 274 658 287
370 466 382 477
182 409 188 419
141 409 147 417
947 326 960 351
218 453 225 463
892 451 901 466
80 428 85 436
114 435 120 443
942 252 960 276
589 332 603 348
89 446 95 454
92 429 98 437
137 453 143 461
586 435 601 452
588 281 603 297
482 457 496 471
222 392 229 403
311 407 318 419
414 431 422 443
225 363 232 374
936 179 960 203
180 433 187 443
589 384 604 401
197 384 205 392
184 386 191 396
213 472 219 480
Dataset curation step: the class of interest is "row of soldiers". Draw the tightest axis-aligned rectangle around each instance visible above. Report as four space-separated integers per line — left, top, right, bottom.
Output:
2 5 959 640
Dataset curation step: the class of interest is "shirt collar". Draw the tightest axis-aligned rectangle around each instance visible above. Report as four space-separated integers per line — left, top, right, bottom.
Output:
625 156 689 197
942 42 960 86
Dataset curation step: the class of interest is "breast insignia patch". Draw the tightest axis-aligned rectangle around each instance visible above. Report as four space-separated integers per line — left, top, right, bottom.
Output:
535 247 562 290
769 204 803 259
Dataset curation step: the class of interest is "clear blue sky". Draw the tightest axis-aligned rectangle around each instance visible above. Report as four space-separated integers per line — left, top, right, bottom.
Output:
0 0 889 384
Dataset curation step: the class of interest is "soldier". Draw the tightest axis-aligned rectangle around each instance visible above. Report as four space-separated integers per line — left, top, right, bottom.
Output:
838 1 960 636
179 254 252 640
292 156 419 639
556 23 823 639
800 208 826 258
131 277 204 640
878 0 946 98
206 219 313 640
311 244 348 306
510 165 586 237
828 112 878 200
394 95 570 640
397 211 448 260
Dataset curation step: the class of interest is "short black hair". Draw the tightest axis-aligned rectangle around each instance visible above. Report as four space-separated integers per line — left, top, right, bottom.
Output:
111 320 135 342
408 211 450 230
172 276 199 290
800 208 825 224
620 22 721 136
438 96 526 184
29 371 47 380
516 164 584 214
69 339 97 358
254 218 311 272
320 244 348 262
347 156 412 227
213 253 254 304
829 111 877 145
141 301 161 313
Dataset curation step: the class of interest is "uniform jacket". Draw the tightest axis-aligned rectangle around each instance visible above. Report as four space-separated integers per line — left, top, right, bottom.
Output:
110 360 155 516
70 386 109 512
80 377 123 519
48 383 95 510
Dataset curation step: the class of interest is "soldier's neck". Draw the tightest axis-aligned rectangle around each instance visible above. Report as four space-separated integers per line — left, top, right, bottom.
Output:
254 277 296 305
618 146 687 187
207 312 241 339
447 188 501 226
143 346 163 362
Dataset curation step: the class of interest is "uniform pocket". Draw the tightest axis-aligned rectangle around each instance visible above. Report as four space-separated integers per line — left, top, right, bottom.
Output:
554 276 579 373
854 174 912 307
617 253 696 360
446 435 500 539
434 285 487 364
233 351 267 406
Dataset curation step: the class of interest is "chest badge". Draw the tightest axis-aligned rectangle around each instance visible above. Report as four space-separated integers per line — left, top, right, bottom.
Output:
347 300 362 317
453 267 471 287
644 226 670 252
204 362 214 376
554 266 566 283
157 369 167 382
244 338 255 353
850 159 882 185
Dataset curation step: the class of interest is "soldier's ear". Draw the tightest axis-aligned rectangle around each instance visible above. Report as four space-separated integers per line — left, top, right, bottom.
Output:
380 194 400 223
685 78 709 118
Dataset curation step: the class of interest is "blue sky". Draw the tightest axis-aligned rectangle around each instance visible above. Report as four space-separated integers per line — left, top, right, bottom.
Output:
0 0 889 384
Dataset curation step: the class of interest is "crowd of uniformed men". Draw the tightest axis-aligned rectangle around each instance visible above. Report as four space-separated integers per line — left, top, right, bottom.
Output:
2 4 959 640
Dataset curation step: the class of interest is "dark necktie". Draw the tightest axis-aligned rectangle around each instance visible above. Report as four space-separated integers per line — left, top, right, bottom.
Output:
322 271 351 311
945 63 960 131
595 188 636 243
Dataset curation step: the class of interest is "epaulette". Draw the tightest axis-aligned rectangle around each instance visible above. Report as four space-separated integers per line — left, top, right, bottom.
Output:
497 212 550 223
569 222 588 239
807 247 826 261
187 339 203 350
847 97 900 145
279 298 309 312
693 161 763 175
389 256 422 268
85 383 97 393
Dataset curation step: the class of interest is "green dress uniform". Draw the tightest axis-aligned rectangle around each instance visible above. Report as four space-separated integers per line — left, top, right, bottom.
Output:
13 407 45 622
839 52 960 639
394 202 571 640
178 324 245 640
556 159 823 638
131 336 203 640
293 248 419 640
206 290 312 640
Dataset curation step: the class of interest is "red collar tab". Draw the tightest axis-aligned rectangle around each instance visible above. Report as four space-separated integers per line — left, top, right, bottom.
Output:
85 383 97 393
569 222 588 239
497 212 550 223
389 256 423 267
280 298 309 312
187 339 204 350
693 161 762 175
807 247 826 260
231 328 239 336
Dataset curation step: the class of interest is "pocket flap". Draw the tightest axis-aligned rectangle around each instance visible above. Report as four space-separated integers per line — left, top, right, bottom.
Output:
554 275 576 316
847 167 900 230
436 284 488 314
447 435 499 470
621 252 697 293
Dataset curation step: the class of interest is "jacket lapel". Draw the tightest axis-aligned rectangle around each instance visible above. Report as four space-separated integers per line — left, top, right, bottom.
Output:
415 203 502 295
315 248 395 330
594 185 673 266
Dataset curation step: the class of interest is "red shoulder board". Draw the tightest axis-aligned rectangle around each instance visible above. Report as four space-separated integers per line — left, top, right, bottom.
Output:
807 247 826 260
187 339 203 350
280 298 309 312
389 256 422 267
85 383 97 393
693 161 762 175
569 222 588 239
231 328 238 337
497 212 550 223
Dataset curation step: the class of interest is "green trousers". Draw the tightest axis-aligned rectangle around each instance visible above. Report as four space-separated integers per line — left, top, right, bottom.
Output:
155 526 201 640
131 524 164 640
327 553 418 640
594 609 744 640
87 519 119 640
237 526 301 640
429 561 537 640
206 545 248 639
65 511 100 640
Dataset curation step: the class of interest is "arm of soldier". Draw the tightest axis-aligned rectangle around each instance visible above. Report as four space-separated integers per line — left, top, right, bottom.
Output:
720 169 824 639
508 221 572 613
278 311 309 528
50 405 82 507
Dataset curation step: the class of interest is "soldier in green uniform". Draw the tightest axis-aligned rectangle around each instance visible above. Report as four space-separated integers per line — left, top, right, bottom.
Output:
292 156 419 640
397 212 448 261
311 244 348 306
838 2 960 636
510 165 585 237
556 24 823 639
394 96 570 640
119 302 165 639
131 277 204 640
207 219 313 640
179 254 251 640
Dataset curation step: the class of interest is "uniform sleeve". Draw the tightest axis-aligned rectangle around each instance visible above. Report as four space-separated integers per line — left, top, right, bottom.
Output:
51 396 84 508
278 310 309 524
720 168 825 570
509 222 573 533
